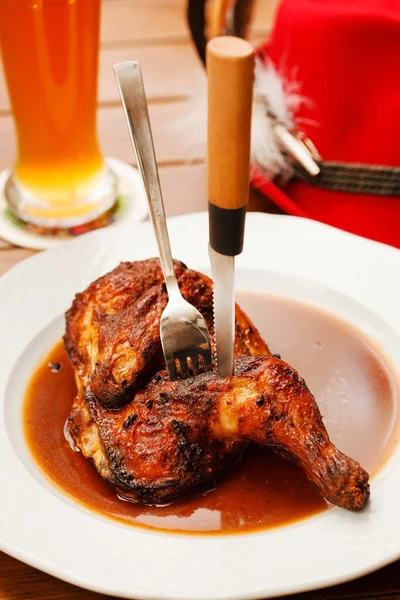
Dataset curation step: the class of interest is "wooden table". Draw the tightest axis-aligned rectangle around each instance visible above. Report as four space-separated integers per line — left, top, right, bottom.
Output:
0 1 398 598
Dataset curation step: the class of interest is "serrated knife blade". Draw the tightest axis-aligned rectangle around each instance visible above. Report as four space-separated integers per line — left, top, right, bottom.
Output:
209 245 235 376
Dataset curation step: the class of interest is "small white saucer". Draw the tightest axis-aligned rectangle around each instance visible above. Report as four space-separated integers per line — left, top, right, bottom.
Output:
0 157 148 250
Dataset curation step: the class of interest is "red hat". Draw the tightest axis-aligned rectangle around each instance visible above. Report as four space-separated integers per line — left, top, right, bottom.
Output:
187 0 400 248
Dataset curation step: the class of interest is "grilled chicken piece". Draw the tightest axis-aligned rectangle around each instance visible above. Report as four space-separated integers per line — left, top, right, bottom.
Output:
65 258 268 410
65 259 370 510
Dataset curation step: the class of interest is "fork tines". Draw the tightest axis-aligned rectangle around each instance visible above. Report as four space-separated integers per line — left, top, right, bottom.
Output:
167 348 212 380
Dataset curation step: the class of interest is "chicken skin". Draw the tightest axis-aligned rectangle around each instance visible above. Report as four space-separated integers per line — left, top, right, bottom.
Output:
65 259 370 510
65 258 268 410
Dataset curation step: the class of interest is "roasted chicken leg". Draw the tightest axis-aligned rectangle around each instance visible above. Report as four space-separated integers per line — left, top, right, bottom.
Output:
65 259 370 510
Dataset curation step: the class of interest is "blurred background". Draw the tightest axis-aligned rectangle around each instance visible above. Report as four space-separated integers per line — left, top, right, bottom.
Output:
0 0 278 222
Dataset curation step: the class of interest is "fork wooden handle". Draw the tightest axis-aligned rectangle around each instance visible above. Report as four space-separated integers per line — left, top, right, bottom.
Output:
207 36 254 256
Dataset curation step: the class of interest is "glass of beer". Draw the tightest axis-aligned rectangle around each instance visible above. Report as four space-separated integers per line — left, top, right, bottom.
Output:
0 0 117 229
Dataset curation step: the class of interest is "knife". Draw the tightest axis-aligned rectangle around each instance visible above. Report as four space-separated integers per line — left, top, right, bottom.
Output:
207 36 255 376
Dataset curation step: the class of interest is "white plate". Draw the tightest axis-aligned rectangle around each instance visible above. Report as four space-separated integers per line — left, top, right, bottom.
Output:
0 211 399 600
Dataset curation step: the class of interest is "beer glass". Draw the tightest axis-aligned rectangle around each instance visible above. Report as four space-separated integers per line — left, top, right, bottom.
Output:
0 0 117 228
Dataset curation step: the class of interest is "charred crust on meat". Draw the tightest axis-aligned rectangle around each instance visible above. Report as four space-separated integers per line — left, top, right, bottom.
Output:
313 431 325 445
238 355 266 374
171 420 189 449
159 392 168 403
146 399 154 409
123 414 137 429
256 395 264 407
272 353 281 359
186 443 203 471
142 342 152 360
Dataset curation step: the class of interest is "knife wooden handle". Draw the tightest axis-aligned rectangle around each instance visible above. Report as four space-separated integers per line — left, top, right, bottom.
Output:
207 36 254 256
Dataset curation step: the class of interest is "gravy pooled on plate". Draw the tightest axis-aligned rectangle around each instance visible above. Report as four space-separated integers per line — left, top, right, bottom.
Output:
24 292 397 534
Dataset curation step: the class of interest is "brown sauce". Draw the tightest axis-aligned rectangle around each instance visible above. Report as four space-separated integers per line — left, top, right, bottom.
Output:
23 293 399 534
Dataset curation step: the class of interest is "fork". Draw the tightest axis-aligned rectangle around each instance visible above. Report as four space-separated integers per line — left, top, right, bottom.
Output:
114 61 213 380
